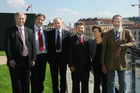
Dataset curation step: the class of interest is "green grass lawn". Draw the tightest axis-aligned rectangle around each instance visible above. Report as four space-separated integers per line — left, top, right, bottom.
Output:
0 64 52 93
0 51 6 56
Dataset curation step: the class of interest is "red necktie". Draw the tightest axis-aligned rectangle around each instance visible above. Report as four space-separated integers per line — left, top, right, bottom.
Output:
80 35 83 45
38 28 44 52
56 31 60 50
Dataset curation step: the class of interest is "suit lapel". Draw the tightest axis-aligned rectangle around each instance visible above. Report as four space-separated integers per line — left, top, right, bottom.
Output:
24 27 28 44
110 29 117 46
15 26 23 42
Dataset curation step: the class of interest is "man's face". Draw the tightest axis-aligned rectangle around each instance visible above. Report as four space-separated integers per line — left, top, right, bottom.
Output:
53 18 62 31
35 16 45 27
15 14 26 27
76 25 85 35
112 16 122 29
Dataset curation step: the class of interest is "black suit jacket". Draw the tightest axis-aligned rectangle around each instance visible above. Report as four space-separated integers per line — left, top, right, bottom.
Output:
5 25 36 67
47 29 70 64
68 34 91 73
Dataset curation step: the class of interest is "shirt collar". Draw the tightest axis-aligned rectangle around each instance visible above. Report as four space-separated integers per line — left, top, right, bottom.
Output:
113 27 122 32
76 33 83 38
16 25 24 30
34 25 43 30
55 28 62 32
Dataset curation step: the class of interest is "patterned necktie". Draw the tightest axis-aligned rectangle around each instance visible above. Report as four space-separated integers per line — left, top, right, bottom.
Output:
56 30 60 50
19 28 28 56
38 27 44 52
115 30 119 44
80 35 83 45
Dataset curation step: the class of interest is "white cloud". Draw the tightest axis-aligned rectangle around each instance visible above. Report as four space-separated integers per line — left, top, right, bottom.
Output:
98 11 111 17
57 8 80 15
6 0 25 8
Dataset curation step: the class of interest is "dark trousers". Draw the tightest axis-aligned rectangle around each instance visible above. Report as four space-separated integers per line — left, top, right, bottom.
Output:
71 71 89 93
9 57 30 93
31 53 48 93
49 53 67 93
92 63 107 93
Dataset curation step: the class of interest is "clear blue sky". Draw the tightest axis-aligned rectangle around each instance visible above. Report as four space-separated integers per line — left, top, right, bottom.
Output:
0 0 138 26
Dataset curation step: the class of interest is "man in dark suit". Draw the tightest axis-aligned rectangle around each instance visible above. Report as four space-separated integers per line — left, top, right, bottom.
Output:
30 13 48 93
5 12 36 93
47 17 70 93
68 22 91 93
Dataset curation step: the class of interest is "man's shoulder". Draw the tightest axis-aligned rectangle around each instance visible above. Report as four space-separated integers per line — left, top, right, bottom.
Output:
6 25 17 34
25 26 33 33
88 38 96 43
103 29 113 37
122 28 131 33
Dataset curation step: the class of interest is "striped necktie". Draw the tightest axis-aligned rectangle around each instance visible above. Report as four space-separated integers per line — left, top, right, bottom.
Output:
115 30 120 44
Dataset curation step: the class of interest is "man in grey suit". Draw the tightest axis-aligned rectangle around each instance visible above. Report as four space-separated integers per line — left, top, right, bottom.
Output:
101 14 136 93
5 12 36 93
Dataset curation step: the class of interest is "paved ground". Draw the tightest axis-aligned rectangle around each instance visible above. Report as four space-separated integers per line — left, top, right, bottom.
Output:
66 67 94 93
0 56 7 65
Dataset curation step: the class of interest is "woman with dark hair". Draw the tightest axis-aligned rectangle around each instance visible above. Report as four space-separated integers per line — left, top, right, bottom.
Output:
89 26 107 93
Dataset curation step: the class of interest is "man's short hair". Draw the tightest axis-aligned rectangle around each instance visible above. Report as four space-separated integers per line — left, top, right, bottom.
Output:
53 17 62 23
75 21 85 28
15 12 26 20
35 13 46 19
112 14 122 22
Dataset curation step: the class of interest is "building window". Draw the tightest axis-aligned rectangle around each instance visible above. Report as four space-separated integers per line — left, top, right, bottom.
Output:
139 44 140 48
139 31 140 35
134 36 136 40
134 31 136 35
139 36 140 41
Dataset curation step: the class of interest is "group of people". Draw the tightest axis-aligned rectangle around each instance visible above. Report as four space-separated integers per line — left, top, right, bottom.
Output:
5 12 136 93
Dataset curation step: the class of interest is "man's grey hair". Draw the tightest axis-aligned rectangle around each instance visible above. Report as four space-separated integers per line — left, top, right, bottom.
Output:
15 12 27 20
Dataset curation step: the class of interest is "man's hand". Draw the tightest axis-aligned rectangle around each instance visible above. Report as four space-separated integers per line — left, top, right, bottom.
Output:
9 60 17 68
115 46 121 57
31 61 35 67
70 66 75 72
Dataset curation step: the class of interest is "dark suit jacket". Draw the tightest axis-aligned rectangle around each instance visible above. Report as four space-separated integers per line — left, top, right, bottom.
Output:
5 25 36 68
68 34 91 73
89 38 97 61
47 29 70 64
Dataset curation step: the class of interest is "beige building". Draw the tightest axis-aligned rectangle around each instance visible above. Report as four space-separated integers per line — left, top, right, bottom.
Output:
78 18 135 39
78 18 113 39
44 22 72 32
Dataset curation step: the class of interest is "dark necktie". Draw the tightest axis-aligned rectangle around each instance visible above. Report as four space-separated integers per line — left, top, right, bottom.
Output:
38 28 44 52
115 30 119 44
56 31 60 50
19 28 28 56
80 35 83 45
